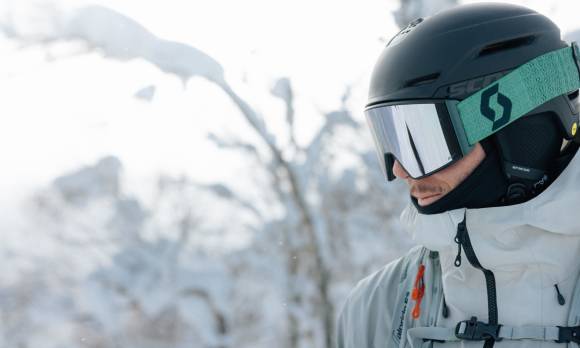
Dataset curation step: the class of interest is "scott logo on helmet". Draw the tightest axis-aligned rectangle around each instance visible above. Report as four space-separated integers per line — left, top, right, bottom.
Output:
480 84 513 131
448 71 511 98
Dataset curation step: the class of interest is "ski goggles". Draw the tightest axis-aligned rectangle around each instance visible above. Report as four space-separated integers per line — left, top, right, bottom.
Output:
365 42 580 181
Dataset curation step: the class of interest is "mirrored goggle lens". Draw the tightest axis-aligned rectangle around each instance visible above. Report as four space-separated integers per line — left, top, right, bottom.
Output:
365 103 455 180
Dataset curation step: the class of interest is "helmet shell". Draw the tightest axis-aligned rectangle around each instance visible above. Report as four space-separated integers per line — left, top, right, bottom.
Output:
368 3 567 106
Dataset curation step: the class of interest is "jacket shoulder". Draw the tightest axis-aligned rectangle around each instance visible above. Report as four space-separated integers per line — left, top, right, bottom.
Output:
336 246 425 348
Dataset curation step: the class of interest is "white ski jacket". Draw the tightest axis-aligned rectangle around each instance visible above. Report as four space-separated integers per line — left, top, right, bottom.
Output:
337 149 580 348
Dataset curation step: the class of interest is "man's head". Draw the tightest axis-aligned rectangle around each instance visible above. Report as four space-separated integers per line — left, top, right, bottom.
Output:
364 3 580 213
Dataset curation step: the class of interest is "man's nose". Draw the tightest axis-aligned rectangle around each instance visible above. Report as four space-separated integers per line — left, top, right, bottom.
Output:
392 160 410 179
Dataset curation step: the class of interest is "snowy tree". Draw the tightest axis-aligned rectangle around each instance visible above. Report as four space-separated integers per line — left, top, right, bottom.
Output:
207 76 411 348
8 157 237 348
0 4 412 348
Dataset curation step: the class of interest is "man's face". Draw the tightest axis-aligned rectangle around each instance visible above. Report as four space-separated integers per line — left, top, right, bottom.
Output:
392 143 486 206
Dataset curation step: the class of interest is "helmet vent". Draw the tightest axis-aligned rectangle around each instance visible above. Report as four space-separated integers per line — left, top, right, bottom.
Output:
404 73 441 87
478 36 536 57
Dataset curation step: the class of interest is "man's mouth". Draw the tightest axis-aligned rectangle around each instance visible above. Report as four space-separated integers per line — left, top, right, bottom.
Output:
414 192 445 206
410 183 448 206
412 192 442 200
408 181 449 206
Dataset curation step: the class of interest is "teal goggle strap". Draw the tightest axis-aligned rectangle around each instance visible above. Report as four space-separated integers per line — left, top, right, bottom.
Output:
454 42 580 147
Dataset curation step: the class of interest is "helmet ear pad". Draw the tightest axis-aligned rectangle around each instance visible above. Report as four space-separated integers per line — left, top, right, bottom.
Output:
492 111 564 183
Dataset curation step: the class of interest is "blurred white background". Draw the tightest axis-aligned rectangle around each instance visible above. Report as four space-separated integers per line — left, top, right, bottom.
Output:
1 0 579 347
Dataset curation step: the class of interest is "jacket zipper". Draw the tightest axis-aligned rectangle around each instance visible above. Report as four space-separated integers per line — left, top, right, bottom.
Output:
455 214 499 348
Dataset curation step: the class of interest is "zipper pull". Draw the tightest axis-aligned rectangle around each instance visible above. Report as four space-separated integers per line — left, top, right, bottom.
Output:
554 284 566 306
454 220 465 267
411 264 426 319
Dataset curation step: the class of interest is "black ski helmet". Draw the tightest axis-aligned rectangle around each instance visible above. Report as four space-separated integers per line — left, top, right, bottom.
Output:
366 2 580 207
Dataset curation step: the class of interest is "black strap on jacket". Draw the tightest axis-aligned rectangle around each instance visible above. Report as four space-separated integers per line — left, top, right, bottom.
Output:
454 214 499 348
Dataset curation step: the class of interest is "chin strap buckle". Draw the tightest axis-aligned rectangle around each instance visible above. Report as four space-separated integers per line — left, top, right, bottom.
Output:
455 317 502 341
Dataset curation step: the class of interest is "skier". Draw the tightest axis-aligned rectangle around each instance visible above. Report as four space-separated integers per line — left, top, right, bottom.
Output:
337 3 580 348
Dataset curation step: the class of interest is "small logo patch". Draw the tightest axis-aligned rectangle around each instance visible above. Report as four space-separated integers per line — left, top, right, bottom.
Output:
388 18 423 47
480 83 513 131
